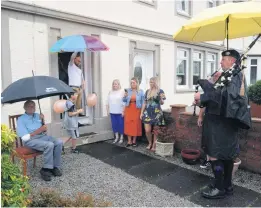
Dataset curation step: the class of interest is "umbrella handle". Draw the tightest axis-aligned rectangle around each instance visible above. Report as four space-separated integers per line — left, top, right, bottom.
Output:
37 99 45 125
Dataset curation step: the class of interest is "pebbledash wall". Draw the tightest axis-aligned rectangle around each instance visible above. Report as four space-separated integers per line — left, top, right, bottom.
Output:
167 105 261 174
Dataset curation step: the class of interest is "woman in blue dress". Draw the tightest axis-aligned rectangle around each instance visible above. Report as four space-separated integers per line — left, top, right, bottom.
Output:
140 77 166 151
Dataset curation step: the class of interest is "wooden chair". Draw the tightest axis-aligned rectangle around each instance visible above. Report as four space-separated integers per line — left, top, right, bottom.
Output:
9 114 43 176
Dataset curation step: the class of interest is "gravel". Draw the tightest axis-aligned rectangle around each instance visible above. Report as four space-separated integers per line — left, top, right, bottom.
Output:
26 151 200 207
108 140 261 194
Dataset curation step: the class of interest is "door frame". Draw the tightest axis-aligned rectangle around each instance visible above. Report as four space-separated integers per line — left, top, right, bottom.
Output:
133 49 154 91
129 40 160 85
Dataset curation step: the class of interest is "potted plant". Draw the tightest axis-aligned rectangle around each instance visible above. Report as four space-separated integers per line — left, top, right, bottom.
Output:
153 125 176 157
248 80 261 118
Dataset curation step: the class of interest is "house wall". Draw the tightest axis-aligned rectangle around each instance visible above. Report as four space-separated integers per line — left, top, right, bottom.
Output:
2 0 261 134
1 8 117 140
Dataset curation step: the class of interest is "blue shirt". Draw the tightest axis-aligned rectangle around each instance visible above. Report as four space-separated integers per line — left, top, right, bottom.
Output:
122 88 144 109
17 113 42 138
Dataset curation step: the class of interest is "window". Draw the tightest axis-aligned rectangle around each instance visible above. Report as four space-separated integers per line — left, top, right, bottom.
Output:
176 49 189 87
250 59 258 85
208 0 219 8
176 0 191 16
193 51 204 85
176 46 219 91
207 53 217 77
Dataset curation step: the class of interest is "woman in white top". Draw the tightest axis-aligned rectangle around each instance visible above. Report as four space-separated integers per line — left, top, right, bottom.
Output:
106 79 125 143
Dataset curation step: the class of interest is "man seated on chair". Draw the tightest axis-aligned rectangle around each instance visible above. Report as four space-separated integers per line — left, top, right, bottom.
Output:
17 100 63 181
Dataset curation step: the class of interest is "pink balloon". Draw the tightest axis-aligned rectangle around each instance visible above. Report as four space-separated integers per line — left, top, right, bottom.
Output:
86 93 97 107
53 99 66 113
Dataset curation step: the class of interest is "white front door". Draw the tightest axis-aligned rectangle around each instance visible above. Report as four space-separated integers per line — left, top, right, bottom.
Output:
133 51 154 92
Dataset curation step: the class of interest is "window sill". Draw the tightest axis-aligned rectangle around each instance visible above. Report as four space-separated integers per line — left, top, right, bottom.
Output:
176 88 195 93
176 10 191 19
176 88 203 93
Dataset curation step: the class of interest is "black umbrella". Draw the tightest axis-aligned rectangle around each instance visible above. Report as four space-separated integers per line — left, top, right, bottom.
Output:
1 75 74 115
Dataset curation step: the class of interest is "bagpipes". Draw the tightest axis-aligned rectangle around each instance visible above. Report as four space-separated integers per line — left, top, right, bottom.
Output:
193 34 261 116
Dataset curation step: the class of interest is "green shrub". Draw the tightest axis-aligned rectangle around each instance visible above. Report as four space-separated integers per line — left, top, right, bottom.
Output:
1 124 17 154
248 80 261 105
29 189 112 207
1 124 31 207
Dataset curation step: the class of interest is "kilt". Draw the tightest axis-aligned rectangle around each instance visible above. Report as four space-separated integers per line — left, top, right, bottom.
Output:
201 113 239 160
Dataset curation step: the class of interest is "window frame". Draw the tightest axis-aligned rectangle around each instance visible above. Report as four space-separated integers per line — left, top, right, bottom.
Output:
206 52 217 77
176 0 192 18
250 58 258 85
175 44 219 92
207 0 219 8
176 48 190 89
192 50 204 87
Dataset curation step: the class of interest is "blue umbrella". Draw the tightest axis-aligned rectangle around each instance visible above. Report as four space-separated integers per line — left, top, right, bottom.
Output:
50 35 109 52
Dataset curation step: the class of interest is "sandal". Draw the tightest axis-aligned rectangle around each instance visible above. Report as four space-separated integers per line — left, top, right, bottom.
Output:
146 144 152 150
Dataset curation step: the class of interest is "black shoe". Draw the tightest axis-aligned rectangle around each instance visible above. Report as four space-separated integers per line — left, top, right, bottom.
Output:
201 187 226 199
62 146 65 154
40 168 52 181
126 144 132 147
50 167 62 177
200 160 211 169
71 148 80 154
208 184 233 195
225 186 234 195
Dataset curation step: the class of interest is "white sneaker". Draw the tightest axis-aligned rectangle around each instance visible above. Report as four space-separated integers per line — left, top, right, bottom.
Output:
113 133 119 143
113 138 119 143
119 135 123 144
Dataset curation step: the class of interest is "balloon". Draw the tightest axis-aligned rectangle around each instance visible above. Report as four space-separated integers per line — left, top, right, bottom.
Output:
86 93 97 107
53 99 66 113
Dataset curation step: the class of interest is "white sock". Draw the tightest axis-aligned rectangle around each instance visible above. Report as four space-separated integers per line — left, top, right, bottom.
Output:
115 133 119 139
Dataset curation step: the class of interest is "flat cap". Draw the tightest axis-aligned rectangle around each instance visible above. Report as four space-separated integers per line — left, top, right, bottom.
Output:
221 49 240 61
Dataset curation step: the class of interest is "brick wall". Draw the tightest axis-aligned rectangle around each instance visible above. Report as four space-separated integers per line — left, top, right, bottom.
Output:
169 105 261 174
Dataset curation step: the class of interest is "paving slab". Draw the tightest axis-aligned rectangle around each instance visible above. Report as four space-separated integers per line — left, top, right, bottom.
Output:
190 185 261 207
128 159 180 182
104 150 156 171
79 142 261 207
155 168 212 197
77 141 128 160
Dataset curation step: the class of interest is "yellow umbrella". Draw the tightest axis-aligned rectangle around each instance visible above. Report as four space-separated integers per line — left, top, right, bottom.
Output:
173 1 261 45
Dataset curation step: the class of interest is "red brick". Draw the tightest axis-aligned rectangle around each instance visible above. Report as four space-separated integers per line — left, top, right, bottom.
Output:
172 106 261 174
246 154 261 161
245 158 261 173
247 148 261 157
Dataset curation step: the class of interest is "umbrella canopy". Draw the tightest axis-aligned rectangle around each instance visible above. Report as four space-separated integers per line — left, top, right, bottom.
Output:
1 76 74 104
50 35 109 52
173 1 261 42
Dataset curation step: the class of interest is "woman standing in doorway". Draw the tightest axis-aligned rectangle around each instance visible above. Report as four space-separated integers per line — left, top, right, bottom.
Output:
123 77 144 147
106 79 125 144
140 77 166 152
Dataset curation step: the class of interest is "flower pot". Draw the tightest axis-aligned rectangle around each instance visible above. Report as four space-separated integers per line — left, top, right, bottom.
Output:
181 149 201 165
155 141 174 157
232 158 241 179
